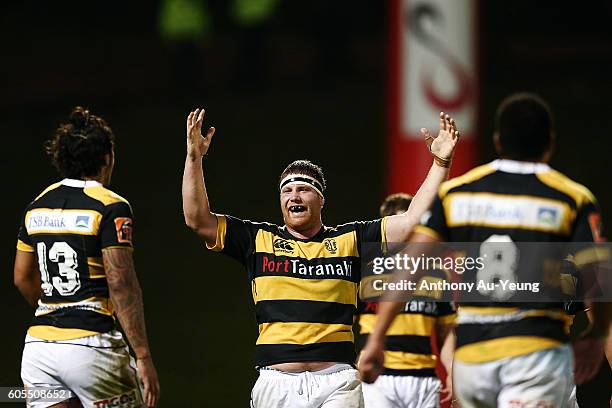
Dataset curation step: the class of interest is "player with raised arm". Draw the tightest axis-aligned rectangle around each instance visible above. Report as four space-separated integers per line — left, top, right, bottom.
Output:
359 93 611 408
14 107 160 408
358 193 457 408
182 108 459 407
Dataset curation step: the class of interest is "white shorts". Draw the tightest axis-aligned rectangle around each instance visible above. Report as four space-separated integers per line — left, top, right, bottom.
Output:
453 344 574 408
362 375 441 408
567 386 579 408
21 331 143 408
250 364 364 408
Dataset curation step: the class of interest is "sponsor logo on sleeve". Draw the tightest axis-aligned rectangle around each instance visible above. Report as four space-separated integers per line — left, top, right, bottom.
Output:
114 217 133 244
588 212 604 242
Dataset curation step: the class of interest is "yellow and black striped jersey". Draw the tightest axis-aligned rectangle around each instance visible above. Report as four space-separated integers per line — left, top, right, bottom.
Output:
415 159 602 363
208 214 386 367
16 179 134 341
357 269 456 377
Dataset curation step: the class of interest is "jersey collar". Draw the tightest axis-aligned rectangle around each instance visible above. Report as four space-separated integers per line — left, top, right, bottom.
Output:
61 178 103 188
491 159 550 174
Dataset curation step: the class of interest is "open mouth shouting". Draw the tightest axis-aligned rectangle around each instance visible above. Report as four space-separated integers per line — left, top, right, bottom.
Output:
289 205 307 214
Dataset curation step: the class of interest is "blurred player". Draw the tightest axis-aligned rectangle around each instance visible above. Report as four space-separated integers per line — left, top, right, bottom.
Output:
182 108 459 408
360 93 611 407
14 107 160 408
358 193 456 408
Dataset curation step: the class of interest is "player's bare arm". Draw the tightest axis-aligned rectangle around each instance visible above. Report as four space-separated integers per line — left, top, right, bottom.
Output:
437 327 456 404
103 247 160 407
385 112 460 242
182 108 218 246
359 231 439 383
13 250 42 307
573 301 611 384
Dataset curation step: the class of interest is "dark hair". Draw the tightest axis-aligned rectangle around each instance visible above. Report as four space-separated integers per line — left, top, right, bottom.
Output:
45 106 115 179
379 193 413 217
279 160 327 192
495 92 554 161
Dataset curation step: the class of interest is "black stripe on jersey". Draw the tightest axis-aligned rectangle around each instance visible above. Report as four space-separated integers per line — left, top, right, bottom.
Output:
31 310 114 333
255 342 356 367
255 300 355 325
456 316 568 348
384 335 433 355
29 185 106 213
382 368 436 377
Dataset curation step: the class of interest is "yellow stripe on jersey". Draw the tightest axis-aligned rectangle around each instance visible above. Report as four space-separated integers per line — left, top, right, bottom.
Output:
25 208 103 236
458 306 570 323
254 229 359 259
439 163 497 197
88 257 105 278
83 185 130 206
413 225 443 241
253 276 357 305
459 306 519 315
382 350 437 370
34 182 62 200
381 216 389 254
359 274 386 300
443 192 573 234
574 246 610 267
358 313 435 336
27 325 99 341
437 313 457 326
537 169 597 209
17 239 34 252
455 336 563 363
207 214 227 252
257 322 353 345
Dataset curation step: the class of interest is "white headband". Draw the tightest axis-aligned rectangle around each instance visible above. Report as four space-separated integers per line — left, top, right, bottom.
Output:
279 174 324 198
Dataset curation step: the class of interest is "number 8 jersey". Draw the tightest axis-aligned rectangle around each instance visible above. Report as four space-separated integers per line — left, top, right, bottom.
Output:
16 179 134 341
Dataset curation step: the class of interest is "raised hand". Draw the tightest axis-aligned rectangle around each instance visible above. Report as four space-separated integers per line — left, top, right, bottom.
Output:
186 108 216 160
423 112 460 167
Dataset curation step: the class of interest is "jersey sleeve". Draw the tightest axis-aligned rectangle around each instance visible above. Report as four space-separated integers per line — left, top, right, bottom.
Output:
207 214 257 265
352 218 386 244
100 201 135 249
16 207 34 252
571 199 603 243
413 194 449 241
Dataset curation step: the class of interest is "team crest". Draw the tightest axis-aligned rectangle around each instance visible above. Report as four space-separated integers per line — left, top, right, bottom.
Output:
114 217 133 244
324 238 337 254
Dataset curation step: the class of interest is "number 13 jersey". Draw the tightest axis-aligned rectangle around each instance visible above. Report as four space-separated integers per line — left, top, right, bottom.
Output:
16 179 134 341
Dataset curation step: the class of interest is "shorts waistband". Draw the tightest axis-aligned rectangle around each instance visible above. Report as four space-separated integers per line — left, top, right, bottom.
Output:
259 363 354 377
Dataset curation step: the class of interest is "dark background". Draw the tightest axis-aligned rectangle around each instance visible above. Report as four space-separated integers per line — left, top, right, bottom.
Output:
1 1 611 406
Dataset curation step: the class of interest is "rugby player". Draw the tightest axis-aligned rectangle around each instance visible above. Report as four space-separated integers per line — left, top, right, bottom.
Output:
181 108 460 407
359 93 611 407
14 107 160 408
358 192 456 408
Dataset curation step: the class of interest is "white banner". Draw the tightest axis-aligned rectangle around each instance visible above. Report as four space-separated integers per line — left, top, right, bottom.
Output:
400 0 477 138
